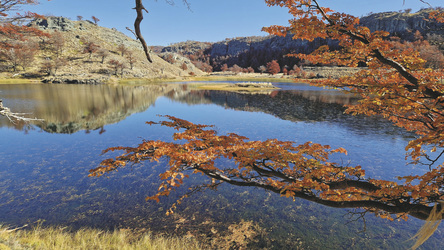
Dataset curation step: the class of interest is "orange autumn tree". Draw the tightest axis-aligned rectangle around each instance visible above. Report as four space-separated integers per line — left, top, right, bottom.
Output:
0 0 48 49
90 0 444 243
0 0 49 71
0 0 48 122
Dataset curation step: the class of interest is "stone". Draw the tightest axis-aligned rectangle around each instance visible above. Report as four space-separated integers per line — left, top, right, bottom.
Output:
30 16 74 31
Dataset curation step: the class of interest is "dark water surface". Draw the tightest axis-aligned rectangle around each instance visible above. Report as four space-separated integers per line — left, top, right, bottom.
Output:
0 82 442 249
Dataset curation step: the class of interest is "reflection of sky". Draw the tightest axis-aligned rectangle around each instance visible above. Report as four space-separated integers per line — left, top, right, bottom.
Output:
137 97 415 180
0 83 443 248
0 83 432 183
0 83 433 183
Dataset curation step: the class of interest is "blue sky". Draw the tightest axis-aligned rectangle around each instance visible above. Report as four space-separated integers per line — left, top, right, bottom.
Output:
23 0 443 46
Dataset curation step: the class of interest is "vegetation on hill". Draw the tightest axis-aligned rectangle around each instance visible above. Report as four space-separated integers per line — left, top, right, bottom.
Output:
0 16 204 83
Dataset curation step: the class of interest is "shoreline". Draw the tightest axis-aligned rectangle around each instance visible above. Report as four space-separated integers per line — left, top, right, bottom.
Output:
0 66 364 85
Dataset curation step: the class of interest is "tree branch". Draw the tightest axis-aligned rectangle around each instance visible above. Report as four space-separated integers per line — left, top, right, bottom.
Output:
196 164 436 221
93 116 444 222
312 0 443 99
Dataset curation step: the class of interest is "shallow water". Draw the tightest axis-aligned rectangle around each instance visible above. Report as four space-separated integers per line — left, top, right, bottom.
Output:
0 82 442 249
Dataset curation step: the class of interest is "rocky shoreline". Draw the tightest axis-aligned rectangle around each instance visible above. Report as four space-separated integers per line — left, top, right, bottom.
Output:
41 77 108 84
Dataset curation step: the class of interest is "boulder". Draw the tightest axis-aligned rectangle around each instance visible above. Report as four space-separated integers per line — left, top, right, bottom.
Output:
30 16 74 31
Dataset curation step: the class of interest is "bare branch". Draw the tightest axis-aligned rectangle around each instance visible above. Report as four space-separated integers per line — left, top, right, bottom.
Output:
132 0 191 63
125 27 137 38
0 99 43 124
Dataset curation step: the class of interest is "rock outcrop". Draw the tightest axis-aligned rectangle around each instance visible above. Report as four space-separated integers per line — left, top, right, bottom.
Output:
162 36 338 71
158 8 444 72
161 40 212 55
360 8 444 39
31 16 75 31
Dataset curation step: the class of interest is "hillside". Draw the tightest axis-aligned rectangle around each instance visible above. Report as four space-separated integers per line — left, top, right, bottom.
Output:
2 9 443 83
0 17 204 83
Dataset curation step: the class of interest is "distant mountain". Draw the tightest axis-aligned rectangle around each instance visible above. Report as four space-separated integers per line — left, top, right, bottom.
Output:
360 8 444 40
160 36 339 72
159 8 444 73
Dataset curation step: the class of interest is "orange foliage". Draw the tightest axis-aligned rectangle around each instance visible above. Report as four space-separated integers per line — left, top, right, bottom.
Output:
430 10 444 23
91 116 443 221
0 1 50 70
264 1 444 164
0 0 46 25
0 23 48 47
92 0 444 233
266 60 280 75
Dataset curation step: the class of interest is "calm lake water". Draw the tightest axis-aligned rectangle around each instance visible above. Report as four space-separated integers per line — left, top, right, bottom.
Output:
0 82 442 249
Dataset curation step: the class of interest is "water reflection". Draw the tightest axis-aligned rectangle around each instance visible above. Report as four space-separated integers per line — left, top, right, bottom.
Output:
0 83 185 133
0 82 441 248
0 83 410 139
167 89 411 140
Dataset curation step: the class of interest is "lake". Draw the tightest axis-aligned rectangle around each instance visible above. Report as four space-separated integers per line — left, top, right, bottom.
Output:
0 81 442 249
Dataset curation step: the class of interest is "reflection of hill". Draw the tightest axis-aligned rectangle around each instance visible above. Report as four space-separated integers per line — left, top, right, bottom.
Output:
1 83 411 137
0 84 181 133
203 90 355 121
170 89 411 137
170 89 357 121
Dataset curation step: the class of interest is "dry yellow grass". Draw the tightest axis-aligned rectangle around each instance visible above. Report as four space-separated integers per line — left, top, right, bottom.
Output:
195 83 278 92
0 78 42 84
0 225 201 250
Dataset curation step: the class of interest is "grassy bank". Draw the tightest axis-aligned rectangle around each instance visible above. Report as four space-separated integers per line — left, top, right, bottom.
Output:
0 225 201 250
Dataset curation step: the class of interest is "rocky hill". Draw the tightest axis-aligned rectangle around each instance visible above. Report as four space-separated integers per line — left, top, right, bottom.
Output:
159 8 444 73
161 40 212 55
161 36 339 72
360 8 444 40
1 16 204 83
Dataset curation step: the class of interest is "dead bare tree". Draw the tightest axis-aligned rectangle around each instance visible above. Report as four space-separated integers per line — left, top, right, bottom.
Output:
131 0 189 63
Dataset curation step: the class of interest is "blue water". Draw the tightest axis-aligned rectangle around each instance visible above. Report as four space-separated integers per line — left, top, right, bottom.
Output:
0 82 442 249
